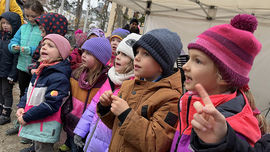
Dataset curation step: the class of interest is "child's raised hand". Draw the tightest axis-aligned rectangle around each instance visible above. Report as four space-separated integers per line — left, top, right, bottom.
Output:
191 84 227 144
110 95 129 116
99 90 113 107
17 115 26 126
13 45 20 51
16 108 25 118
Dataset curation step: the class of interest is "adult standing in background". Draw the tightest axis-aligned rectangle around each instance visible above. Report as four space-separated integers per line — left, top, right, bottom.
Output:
123 18 140 34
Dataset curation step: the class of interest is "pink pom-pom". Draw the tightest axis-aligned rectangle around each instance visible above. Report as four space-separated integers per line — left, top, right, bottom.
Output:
75 29 83 36
230 14 258 33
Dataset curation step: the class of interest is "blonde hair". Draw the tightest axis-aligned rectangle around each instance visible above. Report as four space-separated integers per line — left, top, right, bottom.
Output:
217 68 268 135
73 58 103 85
113 58 133 74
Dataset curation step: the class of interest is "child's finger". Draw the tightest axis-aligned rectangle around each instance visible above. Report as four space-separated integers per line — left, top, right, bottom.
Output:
195 84 214 108
193 112 212 129
193 101 204 114
202 106 226 124
191 119 207 132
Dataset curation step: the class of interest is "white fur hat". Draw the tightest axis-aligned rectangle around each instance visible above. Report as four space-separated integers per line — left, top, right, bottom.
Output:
116 33 142 60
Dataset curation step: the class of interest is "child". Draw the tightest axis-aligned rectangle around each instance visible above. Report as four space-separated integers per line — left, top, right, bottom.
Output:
0 12 21 125
98 29 183 152
0 0 24 25
170 14 265 152
73 33 141 152
62 37 112 152
8 0 44 99
70 28 105 70
107 28 130 67
27 12 68 74
16 34 72 152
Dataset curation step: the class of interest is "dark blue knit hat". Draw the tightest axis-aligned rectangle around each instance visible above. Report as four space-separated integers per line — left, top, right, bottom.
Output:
82 37 112 66
130 18 138 25
133 28 183 75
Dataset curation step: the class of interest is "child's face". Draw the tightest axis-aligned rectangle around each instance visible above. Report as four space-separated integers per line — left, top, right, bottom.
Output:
183 49 220 95
39 25 46 37
40 39 61 62
110 37 121 54
81 50 97 69
24 8 38 25
115 51 131 74
134 46 162 81
0 18 12 32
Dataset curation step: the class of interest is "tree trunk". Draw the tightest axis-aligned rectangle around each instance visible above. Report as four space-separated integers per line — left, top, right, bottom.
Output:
75 0 84 31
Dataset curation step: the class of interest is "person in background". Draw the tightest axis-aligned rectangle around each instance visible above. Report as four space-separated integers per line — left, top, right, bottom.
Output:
123 18 140 34
0 0 24 25
107 28 130 67
73 33 141 152
61 37 112 152
0 12 21 125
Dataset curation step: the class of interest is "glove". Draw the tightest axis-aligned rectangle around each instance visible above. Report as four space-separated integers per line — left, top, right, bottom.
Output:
74 134 85 148
21 46 31 55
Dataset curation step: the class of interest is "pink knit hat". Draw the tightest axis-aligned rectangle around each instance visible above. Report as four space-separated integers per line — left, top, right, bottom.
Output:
43 34 71 60
188 14 262 87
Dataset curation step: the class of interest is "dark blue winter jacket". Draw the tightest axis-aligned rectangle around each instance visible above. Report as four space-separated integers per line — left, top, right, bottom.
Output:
0 12 21 81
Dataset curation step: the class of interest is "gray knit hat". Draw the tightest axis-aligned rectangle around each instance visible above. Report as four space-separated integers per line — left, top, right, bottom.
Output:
81 37 112 66
133 29 183 75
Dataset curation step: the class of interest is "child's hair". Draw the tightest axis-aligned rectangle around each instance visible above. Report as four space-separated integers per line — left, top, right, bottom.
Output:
110 28 130 42
73 37 112 85
41 34 71 63
132 29 183 76
24 0 44 15
188 14 267 135
113 33 142 74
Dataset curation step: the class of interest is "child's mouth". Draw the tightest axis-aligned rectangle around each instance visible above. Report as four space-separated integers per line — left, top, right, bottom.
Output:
41 52 48 55
185 75 192 83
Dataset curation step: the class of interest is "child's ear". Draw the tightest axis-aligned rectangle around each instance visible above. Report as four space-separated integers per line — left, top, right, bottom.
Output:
159 67 163 73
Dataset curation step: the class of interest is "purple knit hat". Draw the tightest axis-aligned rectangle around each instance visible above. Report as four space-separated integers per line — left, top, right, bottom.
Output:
81 37 112 66
43 34 71 60
188 14 262 87
87 28 105 39
110 28 130 42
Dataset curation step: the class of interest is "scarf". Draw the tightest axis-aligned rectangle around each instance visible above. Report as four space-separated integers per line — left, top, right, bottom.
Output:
35 61 60 75
78 68 94 90
108 66 134 85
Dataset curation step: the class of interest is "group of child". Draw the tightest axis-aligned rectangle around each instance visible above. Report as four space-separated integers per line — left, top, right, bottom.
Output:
0 0 269 151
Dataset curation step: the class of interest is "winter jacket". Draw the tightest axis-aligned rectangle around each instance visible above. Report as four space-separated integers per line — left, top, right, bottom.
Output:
190 122 270 152
17 59 72 143
97 69 183 152
27 13 68 72
0 0 24 25
8 22 42 73
73 78 120 152
0 12 21 81
171 90 261 152
63 67 109 137
70 47 83 70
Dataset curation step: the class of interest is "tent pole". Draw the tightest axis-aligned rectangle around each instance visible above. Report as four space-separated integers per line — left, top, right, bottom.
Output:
5 0 10 12
143 14 148 34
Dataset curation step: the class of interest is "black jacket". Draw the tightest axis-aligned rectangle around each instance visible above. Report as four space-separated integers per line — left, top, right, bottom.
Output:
0 12 21 81
190 122 270 152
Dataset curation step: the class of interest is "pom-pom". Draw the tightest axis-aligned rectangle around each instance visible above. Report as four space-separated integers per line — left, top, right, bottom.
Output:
74 29 83 36
230 14 258 33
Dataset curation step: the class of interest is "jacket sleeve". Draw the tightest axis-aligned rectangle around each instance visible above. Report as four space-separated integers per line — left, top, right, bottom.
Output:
73 91 100 138
9 0 24 25
97 103 115 129
190 122 270 152
7 52 19 82
119 96 179 152
9 27 21 53
22 73 70 122
28 42 41 71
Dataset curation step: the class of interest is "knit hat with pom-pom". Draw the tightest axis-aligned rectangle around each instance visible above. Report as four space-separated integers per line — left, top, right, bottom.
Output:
188 14 262 87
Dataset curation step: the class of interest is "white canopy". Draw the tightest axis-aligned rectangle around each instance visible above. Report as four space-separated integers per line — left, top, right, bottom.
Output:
111 0 270 121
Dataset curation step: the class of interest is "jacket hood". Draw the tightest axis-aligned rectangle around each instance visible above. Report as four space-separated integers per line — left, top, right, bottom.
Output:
35 13 68 36
40 59 72 79
0 12 21 36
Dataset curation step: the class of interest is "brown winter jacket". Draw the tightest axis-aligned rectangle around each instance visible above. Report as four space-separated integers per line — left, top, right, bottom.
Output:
97 69 183 152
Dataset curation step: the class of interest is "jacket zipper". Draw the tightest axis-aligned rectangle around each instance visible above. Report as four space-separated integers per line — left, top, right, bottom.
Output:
25 25 34 70
174 95 192 152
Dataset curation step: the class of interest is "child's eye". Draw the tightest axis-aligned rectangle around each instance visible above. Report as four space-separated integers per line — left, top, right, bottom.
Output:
144 52 150 56
123 53 127 56
195 59 202 64
117 52 121 55
135 50 139 55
